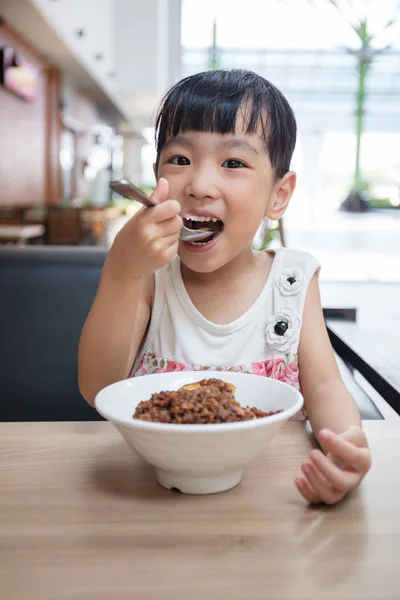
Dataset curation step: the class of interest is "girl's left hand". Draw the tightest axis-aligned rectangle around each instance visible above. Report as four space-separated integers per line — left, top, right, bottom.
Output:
295 425 371 505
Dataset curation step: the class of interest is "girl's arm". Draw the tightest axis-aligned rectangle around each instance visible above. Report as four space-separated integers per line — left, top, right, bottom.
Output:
78 263 153 407
298 274 361 442
296 274 371 504
78 177 182 406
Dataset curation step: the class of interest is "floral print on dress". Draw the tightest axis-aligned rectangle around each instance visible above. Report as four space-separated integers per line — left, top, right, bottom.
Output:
265 309 302 353
275 268 304 296
133 351 300 389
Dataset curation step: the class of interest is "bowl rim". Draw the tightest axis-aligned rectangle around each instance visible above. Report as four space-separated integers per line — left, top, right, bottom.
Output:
94 372 304 433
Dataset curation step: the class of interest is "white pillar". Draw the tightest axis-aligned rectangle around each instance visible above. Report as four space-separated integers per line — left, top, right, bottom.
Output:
115 0 182 95
122 132 146 184
299 129 325 222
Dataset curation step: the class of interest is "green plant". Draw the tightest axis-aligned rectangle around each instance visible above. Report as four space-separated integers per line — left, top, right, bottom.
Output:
369 197 400 209
252 221 281 251
209 19 219 70
308 1 400 207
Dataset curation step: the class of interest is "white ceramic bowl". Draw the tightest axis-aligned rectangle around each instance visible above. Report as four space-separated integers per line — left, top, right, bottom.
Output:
95 371 303 495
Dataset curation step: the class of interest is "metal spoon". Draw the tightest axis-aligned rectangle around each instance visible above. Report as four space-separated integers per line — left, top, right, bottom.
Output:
109 179 212 242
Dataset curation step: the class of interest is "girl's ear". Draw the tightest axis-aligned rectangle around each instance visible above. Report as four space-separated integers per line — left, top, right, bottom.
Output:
153 163 157 178
265 171 297 220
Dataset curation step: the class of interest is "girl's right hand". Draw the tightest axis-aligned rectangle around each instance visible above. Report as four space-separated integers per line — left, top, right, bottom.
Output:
107 177 182 282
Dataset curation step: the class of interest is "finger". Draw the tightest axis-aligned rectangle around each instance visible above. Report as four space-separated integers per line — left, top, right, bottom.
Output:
156 215 183 236
151 177 169 204
301 462 343 505
160 241 179 263
158 232 181 248
145 232 180 257
310 450 361 492
150 237 179 265
144 200 181 225
340 425 368 446
321 426 367 448
319 430 371 473
295 476 322 504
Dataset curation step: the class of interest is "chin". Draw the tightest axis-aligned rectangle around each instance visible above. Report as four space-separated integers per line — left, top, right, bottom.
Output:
178 246 242 275
179 253 225 274
178 233 255 274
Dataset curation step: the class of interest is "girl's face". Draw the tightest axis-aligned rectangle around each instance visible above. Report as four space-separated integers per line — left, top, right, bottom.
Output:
157 118 295 274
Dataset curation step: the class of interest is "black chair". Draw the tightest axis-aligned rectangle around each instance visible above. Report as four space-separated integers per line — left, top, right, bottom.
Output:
0 246 107 421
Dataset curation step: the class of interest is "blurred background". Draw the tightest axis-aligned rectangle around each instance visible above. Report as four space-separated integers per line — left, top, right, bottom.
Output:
0 0 399 281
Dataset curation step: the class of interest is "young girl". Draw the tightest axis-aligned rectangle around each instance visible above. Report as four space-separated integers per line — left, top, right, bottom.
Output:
78 69 371 505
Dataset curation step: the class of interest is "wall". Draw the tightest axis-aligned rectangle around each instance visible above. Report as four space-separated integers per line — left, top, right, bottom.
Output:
114 0 181 133
0 22 48 207
0 1 183 206
30 0 116 97
115 0 181 95
114 0 158 95
74 90 102 200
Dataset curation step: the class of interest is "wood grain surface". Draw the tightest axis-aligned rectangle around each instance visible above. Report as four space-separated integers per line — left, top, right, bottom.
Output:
1 420 399 600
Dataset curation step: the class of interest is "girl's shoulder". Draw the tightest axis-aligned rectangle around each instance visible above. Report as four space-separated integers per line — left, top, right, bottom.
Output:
267 247 321 308
261 248 321 358
268 247 321 293
270 247 321 272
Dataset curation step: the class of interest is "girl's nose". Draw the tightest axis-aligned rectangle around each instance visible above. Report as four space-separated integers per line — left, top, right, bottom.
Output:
186 167 219 200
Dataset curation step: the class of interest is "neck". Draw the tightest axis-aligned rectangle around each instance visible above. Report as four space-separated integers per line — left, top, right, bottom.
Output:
181 246 264 288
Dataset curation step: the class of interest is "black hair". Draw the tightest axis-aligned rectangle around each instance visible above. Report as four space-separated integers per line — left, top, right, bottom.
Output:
155 69 297 179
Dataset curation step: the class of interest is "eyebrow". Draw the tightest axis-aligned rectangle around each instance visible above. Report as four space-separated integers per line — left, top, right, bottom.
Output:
216 139 259 156
162 136 259 156
162 136 192 152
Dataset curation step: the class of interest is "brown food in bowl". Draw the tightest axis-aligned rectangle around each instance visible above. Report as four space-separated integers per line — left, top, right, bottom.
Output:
133 378 283 424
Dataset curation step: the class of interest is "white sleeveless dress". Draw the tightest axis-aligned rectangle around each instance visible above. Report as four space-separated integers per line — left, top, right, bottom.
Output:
131 248 321 418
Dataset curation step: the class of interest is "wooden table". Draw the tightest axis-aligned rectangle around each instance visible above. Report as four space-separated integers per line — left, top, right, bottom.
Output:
0 224 45 244
1 421 399 600
80 206 122 241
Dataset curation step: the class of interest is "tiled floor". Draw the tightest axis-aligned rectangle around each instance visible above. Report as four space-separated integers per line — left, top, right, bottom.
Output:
285 208 400 381
320 280 400 367
321 281 400 417
285 208 400 283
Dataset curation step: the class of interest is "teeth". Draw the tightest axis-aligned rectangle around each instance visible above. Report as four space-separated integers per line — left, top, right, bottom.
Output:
186 216 220 223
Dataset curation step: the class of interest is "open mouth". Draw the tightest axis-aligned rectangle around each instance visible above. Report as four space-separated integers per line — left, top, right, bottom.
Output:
183 216 224 245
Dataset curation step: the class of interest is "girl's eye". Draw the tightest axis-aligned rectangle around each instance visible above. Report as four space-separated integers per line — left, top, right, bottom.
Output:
222 159 246 169
169 156 190 166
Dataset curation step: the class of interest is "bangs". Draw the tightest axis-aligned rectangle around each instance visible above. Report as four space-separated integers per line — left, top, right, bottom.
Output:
158 87 267 142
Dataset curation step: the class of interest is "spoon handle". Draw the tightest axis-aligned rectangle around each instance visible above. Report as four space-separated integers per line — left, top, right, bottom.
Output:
109 180 156 208
110 179 211 243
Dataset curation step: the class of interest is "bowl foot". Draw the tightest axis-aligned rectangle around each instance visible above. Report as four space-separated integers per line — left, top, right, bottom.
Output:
156 469 243 495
